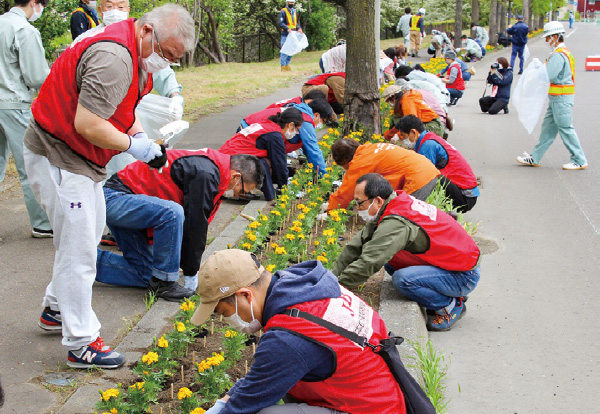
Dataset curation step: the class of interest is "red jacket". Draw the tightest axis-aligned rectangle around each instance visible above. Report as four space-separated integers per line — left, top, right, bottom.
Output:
32 19 152 167
381 191 480 271
243 107 314 153
417 132 478 190
118 148 231 224
266 96 303 108
304 72 346 85
265 286 406 414
446 61 465 90
219 121 283 158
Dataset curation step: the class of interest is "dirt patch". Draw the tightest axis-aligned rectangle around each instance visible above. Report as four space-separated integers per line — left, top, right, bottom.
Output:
473 234 501 255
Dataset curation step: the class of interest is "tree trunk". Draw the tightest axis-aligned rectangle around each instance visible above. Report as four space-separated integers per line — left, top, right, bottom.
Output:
199 3 226 63
527 5 534 29
500 0 507 33
472 0 480 25
537 14 544 31
489 0 498 45
454 0 463 48
343 0 380 137
522 0 530 32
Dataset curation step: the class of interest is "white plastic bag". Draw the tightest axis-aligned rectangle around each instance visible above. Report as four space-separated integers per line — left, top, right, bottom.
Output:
512 58 549 134
523 45 531 62
136 94 183 141
280 31 309 56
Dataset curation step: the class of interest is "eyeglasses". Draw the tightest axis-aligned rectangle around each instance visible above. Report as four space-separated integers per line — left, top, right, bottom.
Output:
153 28 180 66
355 198 372 207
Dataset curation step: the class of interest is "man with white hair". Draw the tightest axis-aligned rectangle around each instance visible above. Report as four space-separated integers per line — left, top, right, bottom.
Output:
23 4 196 369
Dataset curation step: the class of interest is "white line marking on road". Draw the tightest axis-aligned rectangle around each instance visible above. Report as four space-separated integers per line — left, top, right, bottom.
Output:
566 27 577 38
554 167 600 235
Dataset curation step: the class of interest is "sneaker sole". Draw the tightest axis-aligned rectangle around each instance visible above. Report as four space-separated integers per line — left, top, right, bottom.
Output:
100 240 117 246
38 320 62 331
32 232 53 238
563 165 588 170
66 361 125 369
516 159 540 167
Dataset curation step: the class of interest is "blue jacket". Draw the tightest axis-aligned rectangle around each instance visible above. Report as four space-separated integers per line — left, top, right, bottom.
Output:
241 103 327 176
279 6 301 34
487 66 513 103
222 261 341 414
507 21 528 46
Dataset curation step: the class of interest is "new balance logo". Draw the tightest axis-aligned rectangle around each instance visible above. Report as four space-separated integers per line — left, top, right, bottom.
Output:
82 350 97 363
70 202 82 209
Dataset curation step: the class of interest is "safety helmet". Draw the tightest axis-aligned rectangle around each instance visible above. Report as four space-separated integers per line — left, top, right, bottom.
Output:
418 8 426 15
543 21 565 38
286 0 296 3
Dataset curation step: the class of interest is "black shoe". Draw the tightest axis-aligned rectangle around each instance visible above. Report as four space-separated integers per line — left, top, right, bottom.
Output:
32 228 53 238
148 277 194 302
518 70 523 75
503 107 509 114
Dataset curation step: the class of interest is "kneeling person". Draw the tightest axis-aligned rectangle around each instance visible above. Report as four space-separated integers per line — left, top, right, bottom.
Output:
333 173 481 331
192 249 436 414
97 150 264 301
397 115 479 212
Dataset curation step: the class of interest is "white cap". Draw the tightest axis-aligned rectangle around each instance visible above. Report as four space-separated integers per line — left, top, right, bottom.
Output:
419 8 426 14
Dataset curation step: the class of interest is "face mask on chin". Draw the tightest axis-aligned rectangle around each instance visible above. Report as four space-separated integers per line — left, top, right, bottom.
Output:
102 9 128 26
284 128 297 141
223 296 263 335
357 200 379 222
28 3 44 22
139 31 171 73
223 178 240 198
402 138 415 149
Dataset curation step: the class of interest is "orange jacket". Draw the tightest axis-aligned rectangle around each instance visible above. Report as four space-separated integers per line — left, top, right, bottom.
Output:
328 142 440 210
398 90 438 123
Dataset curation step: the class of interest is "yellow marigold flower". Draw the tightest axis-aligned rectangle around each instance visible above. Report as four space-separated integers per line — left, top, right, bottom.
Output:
317 256 328 263
297 213 306 220
292 220 302 226
327 237 336 245
142 352 158 365
271 210 281 216
102 388 120 401
111 409 118 414
302 207 310 214
309 202 318 207
177 387 193 400
224 330 238 338
285 233 295 240
242 242 251 250
266 264 276 272
322 229 335 237
275 246 287 255
198 361 211 372
247 233 257 241
291 180 299 185
323 174 330 178
158 336 169 348
291 226 302 233
271 242 279 248
297 233 305 239
248 221 261 229
190 408 206 414
332 216 341 222
280 194 290 202
296 204 306 210
175 322 186 332
314 240 320 246
260 215 268 221
129 381 145 390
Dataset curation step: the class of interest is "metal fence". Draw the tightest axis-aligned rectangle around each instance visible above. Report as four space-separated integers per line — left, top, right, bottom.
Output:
225 32 281 63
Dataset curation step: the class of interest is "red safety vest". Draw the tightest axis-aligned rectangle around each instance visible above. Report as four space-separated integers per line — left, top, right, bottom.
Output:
417 132 478 190
32 19 152 168
117 148 231 224
381 191 480 271
267 96 303 108
265 287 406 414
548 47 575 95
446 62 465 90
219 121 283 158
304 72 346 86
243 107 314 153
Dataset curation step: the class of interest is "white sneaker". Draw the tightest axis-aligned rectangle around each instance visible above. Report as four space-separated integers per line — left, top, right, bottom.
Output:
562 162 588 170
516 152 539 167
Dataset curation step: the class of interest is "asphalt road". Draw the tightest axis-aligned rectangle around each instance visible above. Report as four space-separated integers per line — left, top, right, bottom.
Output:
430 22 600 413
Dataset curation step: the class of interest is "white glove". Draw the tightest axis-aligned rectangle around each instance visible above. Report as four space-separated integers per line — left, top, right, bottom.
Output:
316 212 328 221
125 135 163 163
168 94 184 119
184 274 198 291
320 202 329 213
390 134 400 145
205 399 226 414
131 131 149 140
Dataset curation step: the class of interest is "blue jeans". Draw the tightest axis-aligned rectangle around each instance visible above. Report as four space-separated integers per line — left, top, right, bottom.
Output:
511 45 525 73
462 70 472 82
96 187 184 287
387 263 481 311
447 88 464 105
280 35 292 66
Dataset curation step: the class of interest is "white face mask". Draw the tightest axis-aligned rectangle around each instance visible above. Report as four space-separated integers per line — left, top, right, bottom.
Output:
88 1 97 8
28 3 44 22
358 200 379 222
403 138 415 149
546 38 556 51
139 31 170 73
102 9 128 26
284 128 297 141
315 122 323 130
223 296 262 335
223 178 240 198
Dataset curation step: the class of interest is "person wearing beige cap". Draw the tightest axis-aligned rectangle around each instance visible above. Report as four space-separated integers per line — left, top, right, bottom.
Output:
192 249 433 414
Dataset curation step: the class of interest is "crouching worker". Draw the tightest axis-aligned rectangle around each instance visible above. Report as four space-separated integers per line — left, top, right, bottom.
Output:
333 173 481 332
396 115 479 212
220 109 303 201
96 150 264 301
191 249 436 414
